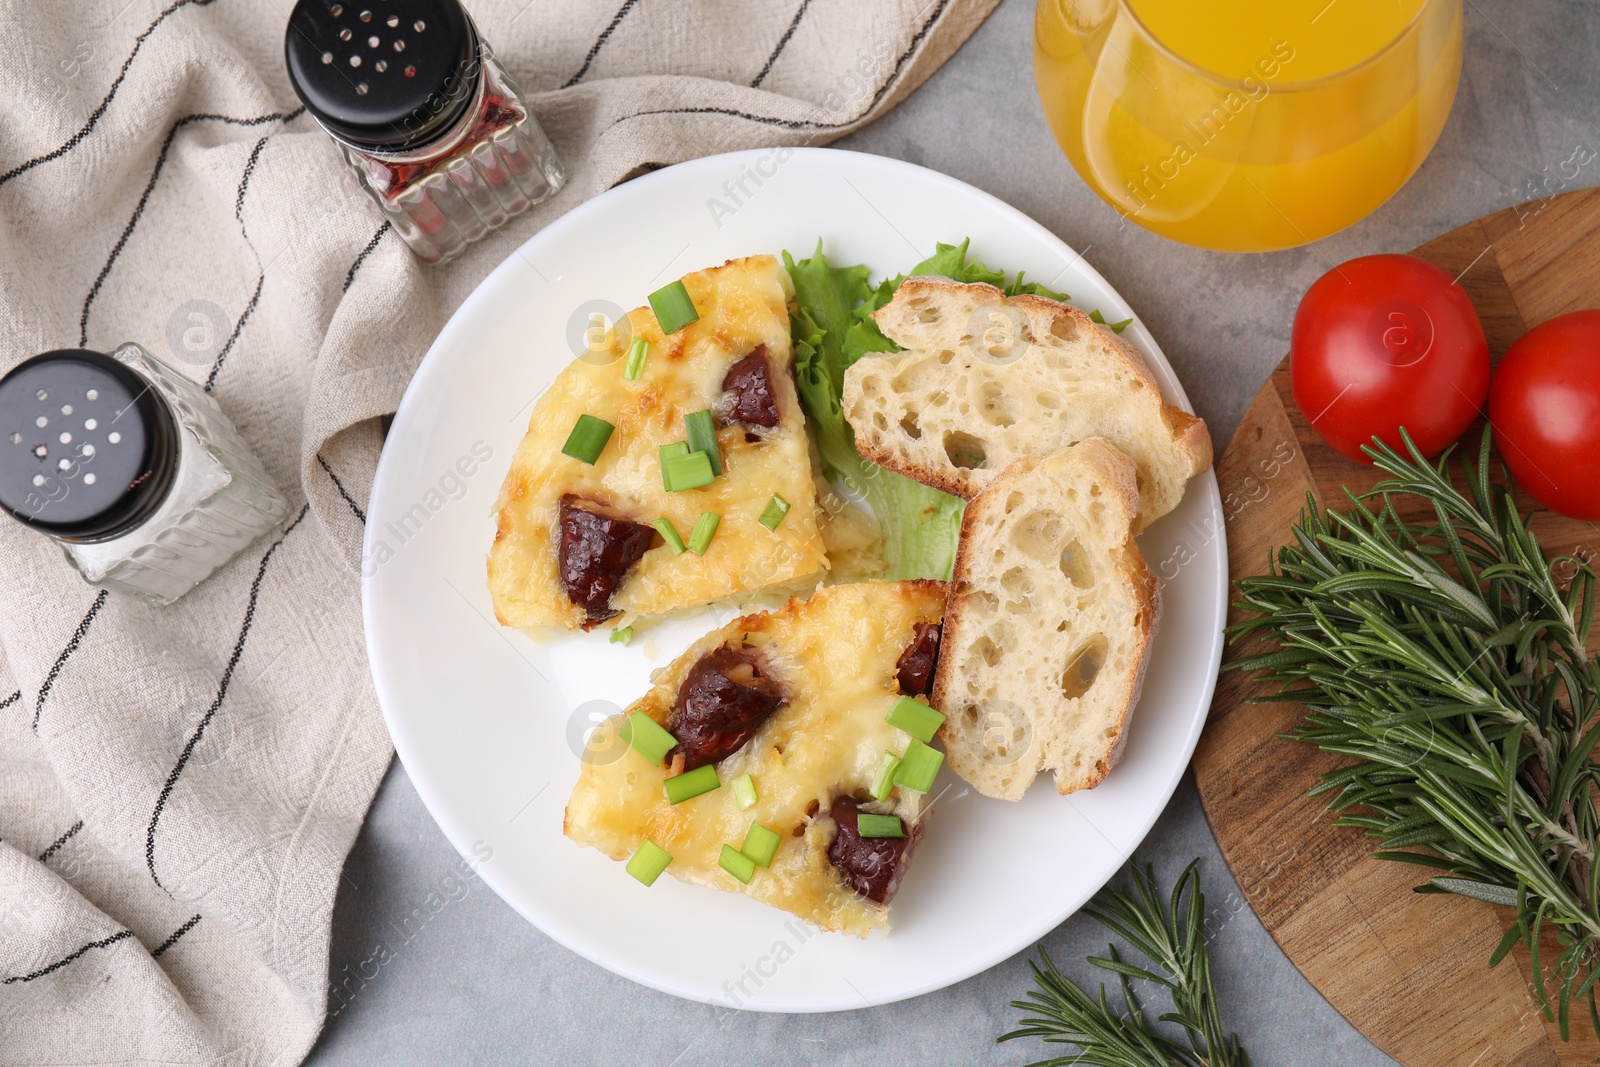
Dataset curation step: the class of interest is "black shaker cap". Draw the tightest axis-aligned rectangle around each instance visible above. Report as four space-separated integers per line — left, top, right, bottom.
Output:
0 350 177 541
285 0 480 153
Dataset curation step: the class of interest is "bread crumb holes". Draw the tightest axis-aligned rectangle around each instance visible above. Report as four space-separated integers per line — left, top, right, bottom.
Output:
979 381 1014 427
1010 510 1064 561
943 430 987 470
1061 635 1107 699
1059 539 1092 587
971 636 1002 668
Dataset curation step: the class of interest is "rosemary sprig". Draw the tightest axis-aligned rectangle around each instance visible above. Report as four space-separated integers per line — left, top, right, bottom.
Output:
1000 861 1249 1067
1228 428 1600 1039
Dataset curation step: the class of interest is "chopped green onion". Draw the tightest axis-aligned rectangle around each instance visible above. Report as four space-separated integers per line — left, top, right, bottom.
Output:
664 763 719 804
687 512 721 555
886 696 946 744
718 843 757 884
893 739 944 793
620 711 677 765
658 442 689 491
684 409 722 476
663 450 715 492
623 336 649 380
1088 308 1133 333
560 414 614 465
758 494 790 531
652 517 686 554
609 626 634 645
870 752 901 801
856 813 906 839
649 280 700 334
625 840 673 886
741 823 782 867
732 772 758 810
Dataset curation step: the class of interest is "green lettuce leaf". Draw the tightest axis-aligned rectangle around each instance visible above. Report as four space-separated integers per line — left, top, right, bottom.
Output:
838 239 1073 363
784 239 1074 581
784 243 964 581
1088 307 1134 333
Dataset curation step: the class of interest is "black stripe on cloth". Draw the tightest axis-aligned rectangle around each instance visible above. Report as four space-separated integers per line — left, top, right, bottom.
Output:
202 271 264 392
0 690 19 711
317 454 367 524
342 221 392 293
34 590 110 734
78 108 302 348
145 504 309 889
234 134 271 223
606 105 827 136
561 0 643 88
38 820 84 864
0 0 218 189
604 0 951 138
872 0 951 112
751 0 814 88
150 914 202 957
203 113 305 393
1 930 133 984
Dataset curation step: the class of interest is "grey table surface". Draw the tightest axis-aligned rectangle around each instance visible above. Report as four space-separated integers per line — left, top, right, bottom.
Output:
305 0 1600 1062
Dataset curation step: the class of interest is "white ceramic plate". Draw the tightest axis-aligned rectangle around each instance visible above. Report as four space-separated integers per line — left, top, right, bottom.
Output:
362 148 1227 1012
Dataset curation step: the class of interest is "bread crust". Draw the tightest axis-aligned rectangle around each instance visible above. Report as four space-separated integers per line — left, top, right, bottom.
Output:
1073 550 1161 792
853 433 974 500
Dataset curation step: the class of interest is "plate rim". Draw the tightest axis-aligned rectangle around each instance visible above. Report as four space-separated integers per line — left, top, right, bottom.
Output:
361 146 1228 1012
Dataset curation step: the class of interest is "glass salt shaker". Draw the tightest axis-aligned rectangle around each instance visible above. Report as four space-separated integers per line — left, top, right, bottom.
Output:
0 345 291 606
284 0 566 265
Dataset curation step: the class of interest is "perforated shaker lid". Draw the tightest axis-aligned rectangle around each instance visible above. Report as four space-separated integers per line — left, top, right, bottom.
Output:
0 350 177 540
284 0 479 153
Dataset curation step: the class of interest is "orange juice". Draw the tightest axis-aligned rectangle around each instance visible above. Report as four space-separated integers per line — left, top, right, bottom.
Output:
1034 0 1463 251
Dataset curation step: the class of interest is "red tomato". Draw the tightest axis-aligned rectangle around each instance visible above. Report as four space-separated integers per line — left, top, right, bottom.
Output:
1488 310 1600 520
1290 254 1490 463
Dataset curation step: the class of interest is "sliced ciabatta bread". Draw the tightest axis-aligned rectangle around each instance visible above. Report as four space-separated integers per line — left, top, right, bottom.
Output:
931 440 1160 800
842 277 1211 532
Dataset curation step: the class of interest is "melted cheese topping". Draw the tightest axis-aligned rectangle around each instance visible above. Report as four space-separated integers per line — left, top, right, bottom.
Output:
488 256 828 630
564 581 946 937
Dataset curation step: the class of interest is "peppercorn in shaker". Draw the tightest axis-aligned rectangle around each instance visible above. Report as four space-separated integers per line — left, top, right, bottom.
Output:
284 0 565 265
0 345 290 606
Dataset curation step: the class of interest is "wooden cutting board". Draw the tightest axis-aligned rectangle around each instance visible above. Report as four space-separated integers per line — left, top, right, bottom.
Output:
1194 187 1600 1067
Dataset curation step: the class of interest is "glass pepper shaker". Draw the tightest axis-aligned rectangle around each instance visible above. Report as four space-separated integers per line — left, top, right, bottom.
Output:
284 0 566 265
0 345 291 606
